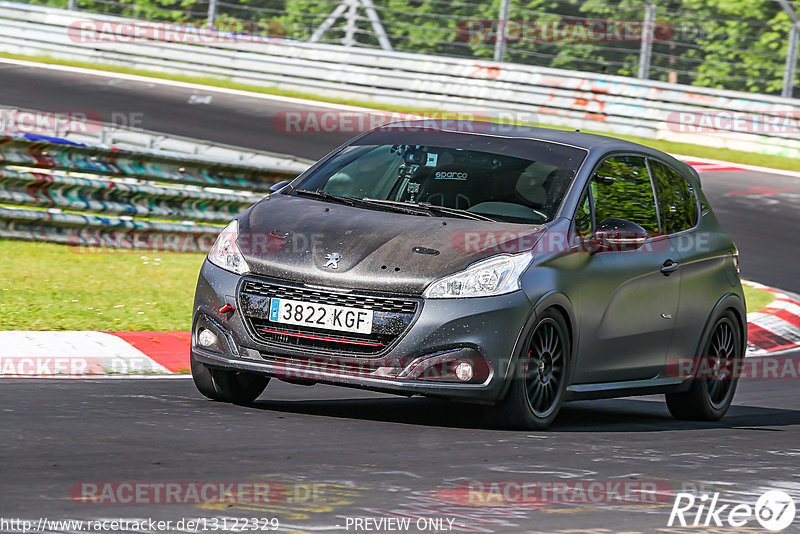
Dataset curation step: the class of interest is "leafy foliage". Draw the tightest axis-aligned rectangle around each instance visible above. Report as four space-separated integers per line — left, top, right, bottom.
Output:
22 0 800 94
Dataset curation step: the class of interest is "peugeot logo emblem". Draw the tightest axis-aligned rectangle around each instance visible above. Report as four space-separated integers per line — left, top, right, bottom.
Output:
324 252 341 269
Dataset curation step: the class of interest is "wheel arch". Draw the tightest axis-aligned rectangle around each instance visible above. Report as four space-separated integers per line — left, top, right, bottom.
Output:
498 291 578 401
707 292 748 357
682 292 747 381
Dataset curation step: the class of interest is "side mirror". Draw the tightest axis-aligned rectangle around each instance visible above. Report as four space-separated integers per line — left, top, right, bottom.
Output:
592 218 648 253
269 180 292 193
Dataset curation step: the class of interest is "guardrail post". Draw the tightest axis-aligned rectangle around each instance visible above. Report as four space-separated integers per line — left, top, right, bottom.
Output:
311 0 392 50
67 0 78 10
783 24 799 98
777 0 799 98
637 0 656 79
343 0 358 47
361 0 392 51
493 0 511 62
207 0 218 30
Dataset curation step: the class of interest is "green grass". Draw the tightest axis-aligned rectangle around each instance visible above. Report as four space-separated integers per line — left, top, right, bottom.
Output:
0 239 203 330
742 282 775 313
4 51 800 172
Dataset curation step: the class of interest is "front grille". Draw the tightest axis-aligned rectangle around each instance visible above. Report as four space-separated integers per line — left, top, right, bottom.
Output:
241 280 418 313
239 278 420 355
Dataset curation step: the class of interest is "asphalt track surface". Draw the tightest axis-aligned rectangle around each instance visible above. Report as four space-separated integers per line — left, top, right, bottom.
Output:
3 369 800 533
2 61 800 533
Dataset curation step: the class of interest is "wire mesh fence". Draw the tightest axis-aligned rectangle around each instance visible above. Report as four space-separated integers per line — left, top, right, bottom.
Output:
20 0 800 97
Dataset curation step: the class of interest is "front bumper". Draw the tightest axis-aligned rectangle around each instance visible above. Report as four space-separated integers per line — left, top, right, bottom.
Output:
192 260 534 403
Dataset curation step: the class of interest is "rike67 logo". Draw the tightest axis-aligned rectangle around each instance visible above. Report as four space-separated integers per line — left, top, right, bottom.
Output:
668 490 796 531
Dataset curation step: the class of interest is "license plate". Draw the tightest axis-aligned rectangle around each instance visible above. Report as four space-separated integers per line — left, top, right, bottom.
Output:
269 298 374 335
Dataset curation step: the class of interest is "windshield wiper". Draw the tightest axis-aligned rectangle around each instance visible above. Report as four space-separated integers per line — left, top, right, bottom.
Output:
363 198 496 221
294 189 357 206
295 190 431 217
295 191 494 221
417 202 497 222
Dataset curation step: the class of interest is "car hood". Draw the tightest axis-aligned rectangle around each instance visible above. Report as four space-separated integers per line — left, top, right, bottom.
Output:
238 194 547 294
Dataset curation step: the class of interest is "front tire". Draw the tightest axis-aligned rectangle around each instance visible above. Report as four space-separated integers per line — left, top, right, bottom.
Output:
497 309 571 429
666 310 742 421
191 353 269 404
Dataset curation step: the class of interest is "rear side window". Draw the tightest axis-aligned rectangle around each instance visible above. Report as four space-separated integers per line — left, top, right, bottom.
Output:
590 156 659 235
650 160 699 234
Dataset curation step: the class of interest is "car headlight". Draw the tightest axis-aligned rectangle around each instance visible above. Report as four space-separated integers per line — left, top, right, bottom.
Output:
207 219 249 274
423 252 534 299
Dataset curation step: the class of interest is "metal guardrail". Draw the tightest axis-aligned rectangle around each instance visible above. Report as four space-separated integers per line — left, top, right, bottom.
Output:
0 104 314 169
0 133 307 250
0 167 259 222
2 2 800 159
0 135 298 191
0 205 221 250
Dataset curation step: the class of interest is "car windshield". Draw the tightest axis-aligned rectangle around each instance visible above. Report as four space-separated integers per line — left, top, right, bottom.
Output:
292 131 587 224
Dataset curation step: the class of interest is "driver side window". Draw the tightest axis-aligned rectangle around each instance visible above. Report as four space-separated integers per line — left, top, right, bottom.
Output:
590 156 659 236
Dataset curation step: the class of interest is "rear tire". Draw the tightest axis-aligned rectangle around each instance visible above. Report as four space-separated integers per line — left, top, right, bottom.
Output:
496 309 571 429
666 310 742 421
191 353 269 404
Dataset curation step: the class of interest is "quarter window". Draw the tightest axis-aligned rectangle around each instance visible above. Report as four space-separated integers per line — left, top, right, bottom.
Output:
650 160 699 234
574 188 592 240
590 156 659 235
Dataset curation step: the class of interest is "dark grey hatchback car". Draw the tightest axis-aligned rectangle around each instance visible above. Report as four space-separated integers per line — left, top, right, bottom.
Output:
190 120 746 429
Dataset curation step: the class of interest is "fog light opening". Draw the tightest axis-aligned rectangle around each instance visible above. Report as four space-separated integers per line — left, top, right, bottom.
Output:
455 361 474 382
198 328 217 348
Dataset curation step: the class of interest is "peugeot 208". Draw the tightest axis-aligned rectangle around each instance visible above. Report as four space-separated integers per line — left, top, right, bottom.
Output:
190 121 745 429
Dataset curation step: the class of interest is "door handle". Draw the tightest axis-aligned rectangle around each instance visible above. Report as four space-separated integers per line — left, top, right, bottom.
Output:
661 260 679 276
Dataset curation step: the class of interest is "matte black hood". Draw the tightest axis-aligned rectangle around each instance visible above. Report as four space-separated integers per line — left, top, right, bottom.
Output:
238 195 547 294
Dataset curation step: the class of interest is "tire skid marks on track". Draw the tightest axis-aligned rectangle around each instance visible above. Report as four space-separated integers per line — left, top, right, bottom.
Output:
198 481 369 525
